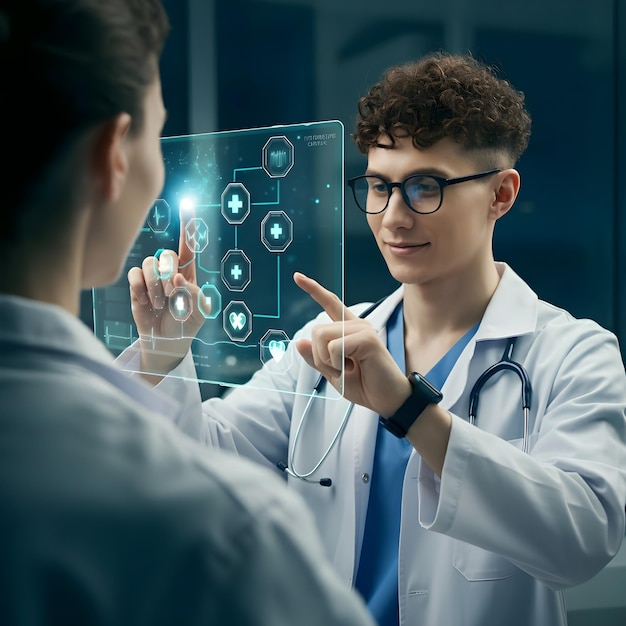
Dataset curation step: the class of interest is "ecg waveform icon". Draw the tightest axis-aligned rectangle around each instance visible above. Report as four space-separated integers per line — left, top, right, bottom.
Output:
147 199 171 233
188 229 206 246
184 217 209 253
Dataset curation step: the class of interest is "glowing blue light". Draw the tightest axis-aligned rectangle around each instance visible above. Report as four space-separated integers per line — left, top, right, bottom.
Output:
179 196 196 214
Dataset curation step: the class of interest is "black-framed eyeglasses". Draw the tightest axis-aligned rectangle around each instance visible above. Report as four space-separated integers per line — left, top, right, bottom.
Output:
347 169 501 215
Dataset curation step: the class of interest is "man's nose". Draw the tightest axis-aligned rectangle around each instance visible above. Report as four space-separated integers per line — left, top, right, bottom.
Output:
382 186 414 224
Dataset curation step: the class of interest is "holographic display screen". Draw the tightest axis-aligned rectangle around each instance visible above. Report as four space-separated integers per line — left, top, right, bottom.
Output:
92 120 344 392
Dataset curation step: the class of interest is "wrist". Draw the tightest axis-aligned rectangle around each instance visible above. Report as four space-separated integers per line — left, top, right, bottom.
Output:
138 336 191 375
381 377 414 419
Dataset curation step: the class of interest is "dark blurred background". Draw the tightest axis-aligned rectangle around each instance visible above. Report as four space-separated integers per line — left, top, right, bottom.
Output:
82 0 626 365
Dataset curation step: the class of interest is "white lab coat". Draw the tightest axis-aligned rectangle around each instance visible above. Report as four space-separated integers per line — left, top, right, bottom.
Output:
0 295 376 626
146 263 626 626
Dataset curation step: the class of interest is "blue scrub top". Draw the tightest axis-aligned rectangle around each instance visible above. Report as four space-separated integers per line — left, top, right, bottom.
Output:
355 303 478 626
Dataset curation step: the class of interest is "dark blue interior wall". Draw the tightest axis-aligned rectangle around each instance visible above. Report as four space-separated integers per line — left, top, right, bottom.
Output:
73 0 625 362
78 0 189 327
475 30 615 331
215 0 315 130
203 0 625 359
160 0 190 137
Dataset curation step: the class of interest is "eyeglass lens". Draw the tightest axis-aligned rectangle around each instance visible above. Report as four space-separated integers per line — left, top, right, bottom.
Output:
352 175 441 214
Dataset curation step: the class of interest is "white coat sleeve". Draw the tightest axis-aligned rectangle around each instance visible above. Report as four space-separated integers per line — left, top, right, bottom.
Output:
418 321 626 589
150 319 323 475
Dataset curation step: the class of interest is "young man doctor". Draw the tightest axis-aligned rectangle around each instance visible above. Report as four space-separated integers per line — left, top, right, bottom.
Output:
128 52 626 626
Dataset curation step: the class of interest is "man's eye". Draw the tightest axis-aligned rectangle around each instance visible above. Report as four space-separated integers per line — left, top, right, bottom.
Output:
366 178 387 194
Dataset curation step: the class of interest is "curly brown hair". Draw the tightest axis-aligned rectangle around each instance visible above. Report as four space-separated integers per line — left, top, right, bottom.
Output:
353 52 531 166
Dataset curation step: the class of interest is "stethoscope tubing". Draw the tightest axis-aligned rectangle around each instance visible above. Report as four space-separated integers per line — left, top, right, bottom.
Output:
468 336 532 454
278 299 385 485
279 300 533 486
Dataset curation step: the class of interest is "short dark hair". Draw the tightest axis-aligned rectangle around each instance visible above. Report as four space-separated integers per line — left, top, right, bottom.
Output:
0 0 170 243
353 52 531 167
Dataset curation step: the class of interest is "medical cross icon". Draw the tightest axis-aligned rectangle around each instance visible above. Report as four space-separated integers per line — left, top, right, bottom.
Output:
231 264 243 280
221 183 251 225
221 249 251 292
228 194 243 214
261 210 293 253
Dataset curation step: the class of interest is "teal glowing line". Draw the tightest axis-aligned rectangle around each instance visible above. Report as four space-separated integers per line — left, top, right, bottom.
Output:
103 323 135 346
234 166 263 176
192 337 257 350
105 333 132 342
197 261 220 274
231 170 280 205
251 178 281 206
254 255 281 319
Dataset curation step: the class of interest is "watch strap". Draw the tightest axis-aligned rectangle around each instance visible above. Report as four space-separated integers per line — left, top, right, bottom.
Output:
379 372 443 438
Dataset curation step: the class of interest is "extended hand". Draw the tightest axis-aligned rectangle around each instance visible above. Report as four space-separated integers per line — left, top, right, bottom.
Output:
294 272 411 417
127 214 206 375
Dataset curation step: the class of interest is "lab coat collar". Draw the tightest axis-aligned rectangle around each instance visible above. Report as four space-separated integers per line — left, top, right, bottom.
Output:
0 294 180 420
474 262 539 341
357 263 538 341
356 286 404 333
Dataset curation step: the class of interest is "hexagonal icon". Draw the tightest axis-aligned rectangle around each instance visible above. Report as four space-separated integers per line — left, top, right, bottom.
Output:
262 135 294 178
221 182 251 225
153 248 175 280
184 217 209 253
198 283 222 319
261 211 293 253
147 199 171 233
223 301 252 342
221 249 251 292
168 287 193 323
260 329 291 371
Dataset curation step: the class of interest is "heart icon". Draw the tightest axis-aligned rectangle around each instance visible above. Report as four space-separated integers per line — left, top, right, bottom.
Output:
268 340 286 362
229 312 246 331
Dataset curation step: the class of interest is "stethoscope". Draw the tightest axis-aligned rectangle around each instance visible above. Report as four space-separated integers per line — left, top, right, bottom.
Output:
469 336 532 453
278 300 533 486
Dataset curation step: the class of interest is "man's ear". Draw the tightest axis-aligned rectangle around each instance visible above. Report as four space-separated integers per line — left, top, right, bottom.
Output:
92 113 133 203
489 169 521 220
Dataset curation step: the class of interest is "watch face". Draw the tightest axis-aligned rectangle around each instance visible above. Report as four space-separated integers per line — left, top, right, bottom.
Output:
410 372 443 399
381 373 442 438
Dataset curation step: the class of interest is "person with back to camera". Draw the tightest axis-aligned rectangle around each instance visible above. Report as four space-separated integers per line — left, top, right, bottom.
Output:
127 51 626 625
0 1 379 625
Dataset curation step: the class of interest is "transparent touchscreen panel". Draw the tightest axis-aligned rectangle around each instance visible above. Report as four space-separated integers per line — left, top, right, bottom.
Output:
93 120 344 393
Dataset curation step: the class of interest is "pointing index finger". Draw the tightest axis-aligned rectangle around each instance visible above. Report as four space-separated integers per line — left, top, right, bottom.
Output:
177 205 197 283
293 272 356 322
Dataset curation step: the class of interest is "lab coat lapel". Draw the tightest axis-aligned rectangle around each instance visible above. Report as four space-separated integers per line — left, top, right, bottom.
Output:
440 264 540 410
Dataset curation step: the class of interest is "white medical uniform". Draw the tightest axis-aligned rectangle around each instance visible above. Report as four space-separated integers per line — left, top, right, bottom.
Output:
143 263 626 626
0 295 376 626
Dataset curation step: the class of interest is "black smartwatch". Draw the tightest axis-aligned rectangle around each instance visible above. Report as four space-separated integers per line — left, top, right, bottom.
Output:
379 372 443 438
